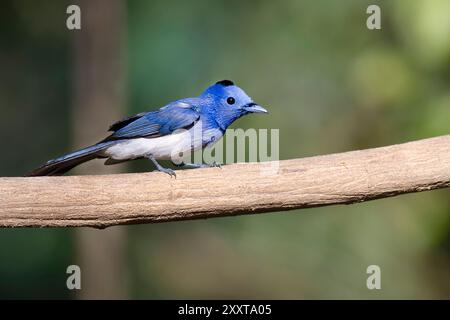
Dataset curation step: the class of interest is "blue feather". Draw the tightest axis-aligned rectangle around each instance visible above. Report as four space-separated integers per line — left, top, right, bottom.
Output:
28 80 267 176
105 100 200 140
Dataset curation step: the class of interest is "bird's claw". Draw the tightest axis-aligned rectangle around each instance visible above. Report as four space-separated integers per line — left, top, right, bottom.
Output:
155 167 176 178
210 161 222 168
199 161 221 168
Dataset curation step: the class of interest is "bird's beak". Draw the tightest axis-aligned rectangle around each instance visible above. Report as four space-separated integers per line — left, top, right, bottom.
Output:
243 102 268 114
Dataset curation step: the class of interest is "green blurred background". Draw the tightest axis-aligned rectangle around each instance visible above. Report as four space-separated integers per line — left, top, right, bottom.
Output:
0 0 449 299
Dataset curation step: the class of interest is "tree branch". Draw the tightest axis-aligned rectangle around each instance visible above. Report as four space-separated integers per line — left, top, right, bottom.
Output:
1 135 449 228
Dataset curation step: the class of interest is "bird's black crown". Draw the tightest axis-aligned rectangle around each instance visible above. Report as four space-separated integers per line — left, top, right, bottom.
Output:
216 80 234 87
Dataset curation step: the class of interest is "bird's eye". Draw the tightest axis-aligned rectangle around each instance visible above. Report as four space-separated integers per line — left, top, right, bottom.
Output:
227 97 235 105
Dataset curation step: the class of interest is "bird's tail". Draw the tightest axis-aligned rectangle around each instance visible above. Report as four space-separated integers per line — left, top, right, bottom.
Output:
26 141 116 176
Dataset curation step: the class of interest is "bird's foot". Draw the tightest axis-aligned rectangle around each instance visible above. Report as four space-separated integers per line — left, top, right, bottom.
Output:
154 166 176 178
210 161 222 168
174 161 222 169
146 155 176 178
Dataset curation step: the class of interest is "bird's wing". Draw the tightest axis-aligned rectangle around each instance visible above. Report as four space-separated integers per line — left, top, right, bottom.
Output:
103 101 200 141
108 111 148 132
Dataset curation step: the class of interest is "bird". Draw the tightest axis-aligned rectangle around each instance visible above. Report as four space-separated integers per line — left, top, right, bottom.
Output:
27 80 267 177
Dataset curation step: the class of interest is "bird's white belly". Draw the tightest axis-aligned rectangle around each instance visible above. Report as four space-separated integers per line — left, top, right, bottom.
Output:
104 122 222 161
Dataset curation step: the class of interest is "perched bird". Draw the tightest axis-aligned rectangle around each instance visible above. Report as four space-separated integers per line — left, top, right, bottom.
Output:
28 80 267 177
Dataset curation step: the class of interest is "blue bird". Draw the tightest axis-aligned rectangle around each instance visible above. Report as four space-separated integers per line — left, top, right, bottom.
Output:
28 80 267 177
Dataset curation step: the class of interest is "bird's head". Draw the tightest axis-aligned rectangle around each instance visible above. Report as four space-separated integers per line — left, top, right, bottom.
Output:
201 80 267 130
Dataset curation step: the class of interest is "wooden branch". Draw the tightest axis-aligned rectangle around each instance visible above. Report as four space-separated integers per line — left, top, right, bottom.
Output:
1 135 449 228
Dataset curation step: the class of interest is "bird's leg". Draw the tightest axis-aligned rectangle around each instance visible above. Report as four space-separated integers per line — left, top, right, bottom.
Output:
172 161 221 169
146 155 176 177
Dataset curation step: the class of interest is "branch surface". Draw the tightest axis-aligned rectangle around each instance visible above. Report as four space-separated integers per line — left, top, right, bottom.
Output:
1 135 449 228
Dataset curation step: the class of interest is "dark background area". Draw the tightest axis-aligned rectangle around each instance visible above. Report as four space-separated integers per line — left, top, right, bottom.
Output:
0 0 449 299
